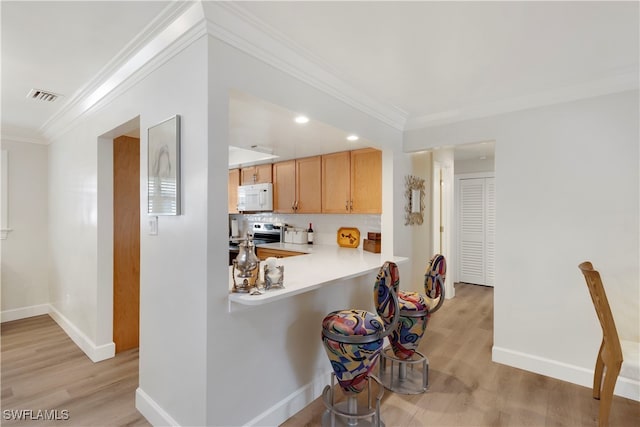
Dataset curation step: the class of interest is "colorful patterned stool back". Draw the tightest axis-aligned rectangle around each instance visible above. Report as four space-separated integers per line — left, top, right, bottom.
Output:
425 254 446 300
389 291 429 360
387 254 446 360
321 262 399 395
374 261 400 327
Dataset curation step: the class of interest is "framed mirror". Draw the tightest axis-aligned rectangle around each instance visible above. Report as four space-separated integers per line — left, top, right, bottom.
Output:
405 175 425 225
148 115 180 215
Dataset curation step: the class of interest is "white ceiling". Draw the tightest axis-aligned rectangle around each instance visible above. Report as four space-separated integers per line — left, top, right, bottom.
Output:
1 1 170 141
229 90 373 167
1 0 637 160
239 1 638 123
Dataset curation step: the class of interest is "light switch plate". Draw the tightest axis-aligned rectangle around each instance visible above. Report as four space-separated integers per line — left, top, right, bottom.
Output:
149 216 158 236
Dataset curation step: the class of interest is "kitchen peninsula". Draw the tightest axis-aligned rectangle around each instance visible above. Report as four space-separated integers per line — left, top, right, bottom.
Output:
228 242 407 310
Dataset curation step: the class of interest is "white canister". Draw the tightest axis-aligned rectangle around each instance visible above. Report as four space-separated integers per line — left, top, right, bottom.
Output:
230 218 239 237
284 230 293 243
292 229 308 244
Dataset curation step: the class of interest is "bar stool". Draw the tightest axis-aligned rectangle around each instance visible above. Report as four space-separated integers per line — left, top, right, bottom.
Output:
321 261 400 427
379 254 446 394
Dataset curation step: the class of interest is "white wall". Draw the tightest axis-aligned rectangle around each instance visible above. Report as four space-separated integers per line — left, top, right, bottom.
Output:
204 32 409 425
48 36 210 425
0 140 49 317
455 156 495 174
405 90 639 395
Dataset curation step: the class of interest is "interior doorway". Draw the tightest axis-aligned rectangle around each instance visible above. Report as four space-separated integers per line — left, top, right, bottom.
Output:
456 174 495 286
431 148 455 299
113 134 140 352
453 141 496 287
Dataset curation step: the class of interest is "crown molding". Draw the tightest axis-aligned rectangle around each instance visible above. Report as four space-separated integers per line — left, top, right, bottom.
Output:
405 68 640 130
207 2 408 131
35 0 637 140
41 0 202 140
41 0 408 141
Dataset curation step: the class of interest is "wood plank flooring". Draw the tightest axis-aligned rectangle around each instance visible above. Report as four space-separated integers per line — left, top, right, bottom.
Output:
1 315 149 427
281 283 640 427
1 285 638 426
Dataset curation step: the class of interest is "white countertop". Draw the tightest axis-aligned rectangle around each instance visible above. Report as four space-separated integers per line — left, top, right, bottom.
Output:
228 243 407 311
256 241 315 253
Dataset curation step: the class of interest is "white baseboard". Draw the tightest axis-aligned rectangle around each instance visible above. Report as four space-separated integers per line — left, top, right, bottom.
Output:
244 370 332 426
136 388 181 427
1 304 49 322
493 346 639 401
1 304 115 363
135 371 331 427
48 305 115 362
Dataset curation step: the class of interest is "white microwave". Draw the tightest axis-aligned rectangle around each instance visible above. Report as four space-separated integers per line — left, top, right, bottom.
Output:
237 183 273 212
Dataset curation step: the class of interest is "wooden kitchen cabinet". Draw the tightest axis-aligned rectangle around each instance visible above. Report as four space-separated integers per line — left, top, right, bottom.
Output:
296 156 322 213
256 247 304 260
273 160 296 213
350 148 382 214
321 149 381 214
241 164 272 185
321 151 351 213
228 168 240 213
273 156 322 213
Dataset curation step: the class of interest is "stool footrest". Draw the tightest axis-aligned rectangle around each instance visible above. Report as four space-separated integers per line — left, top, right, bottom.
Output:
379 347 429 394
321 373 385 427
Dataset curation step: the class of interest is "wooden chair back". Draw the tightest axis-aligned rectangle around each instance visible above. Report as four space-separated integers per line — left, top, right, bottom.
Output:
578 261 623 361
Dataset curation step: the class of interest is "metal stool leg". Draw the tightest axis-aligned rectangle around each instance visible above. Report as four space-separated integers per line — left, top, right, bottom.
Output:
379 347 429 394
322 373 386 427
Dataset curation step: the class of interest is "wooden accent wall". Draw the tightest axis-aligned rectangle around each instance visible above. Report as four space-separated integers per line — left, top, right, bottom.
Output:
113 136 140 353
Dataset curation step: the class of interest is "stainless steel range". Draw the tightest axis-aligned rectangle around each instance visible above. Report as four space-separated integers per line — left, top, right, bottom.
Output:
228 222 285 265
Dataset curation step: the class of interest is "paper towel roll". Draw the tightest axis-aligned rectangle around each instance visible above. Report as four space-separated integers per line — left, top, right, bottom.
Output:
231 218 239 237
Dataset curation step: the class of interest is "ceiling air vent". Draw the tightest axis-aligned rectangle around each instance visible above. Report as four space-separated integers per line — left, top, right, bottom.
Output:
26 88 61 102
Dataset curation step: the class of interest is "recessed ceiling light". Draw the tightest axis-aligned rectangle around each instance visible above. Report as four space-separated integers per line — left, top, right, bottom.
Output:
294 115 309 124
480 156 487 160
347 135 359 142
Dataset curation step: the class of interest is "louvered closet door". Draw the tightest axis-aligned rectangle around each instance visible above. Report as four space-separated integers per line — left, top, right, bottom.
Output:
459 179 485 284
485 178 496 286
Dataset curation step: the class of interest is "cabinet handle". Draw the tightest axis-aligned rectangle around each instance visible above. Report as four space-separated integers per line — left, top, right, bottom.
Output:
350 200 353 211
291 202 295 211
345 201 349 211
295 200 299 210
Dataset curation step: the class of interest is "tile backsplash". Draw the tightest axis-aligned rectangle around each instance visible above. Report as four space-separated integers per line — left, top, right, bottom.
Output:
230 213 381 246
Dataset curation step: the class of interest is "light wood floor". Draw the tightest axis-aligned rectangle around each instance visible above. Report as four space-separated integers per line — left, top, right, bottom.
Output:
1 315 149 427
281 283 640 427
2 286 638 426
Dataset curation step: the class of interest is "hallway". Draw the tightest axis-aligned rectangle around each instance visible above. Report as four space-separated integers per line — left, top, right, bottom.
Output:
1 315 148 426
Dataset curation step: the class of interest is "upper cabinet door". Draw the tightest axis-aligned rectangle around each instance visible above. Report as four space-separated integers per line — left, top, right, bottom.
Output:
241 164 273 185
296 156 322 213
350 148 382 214
322 151 351 213
228 169 240 214
273 160 296 213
